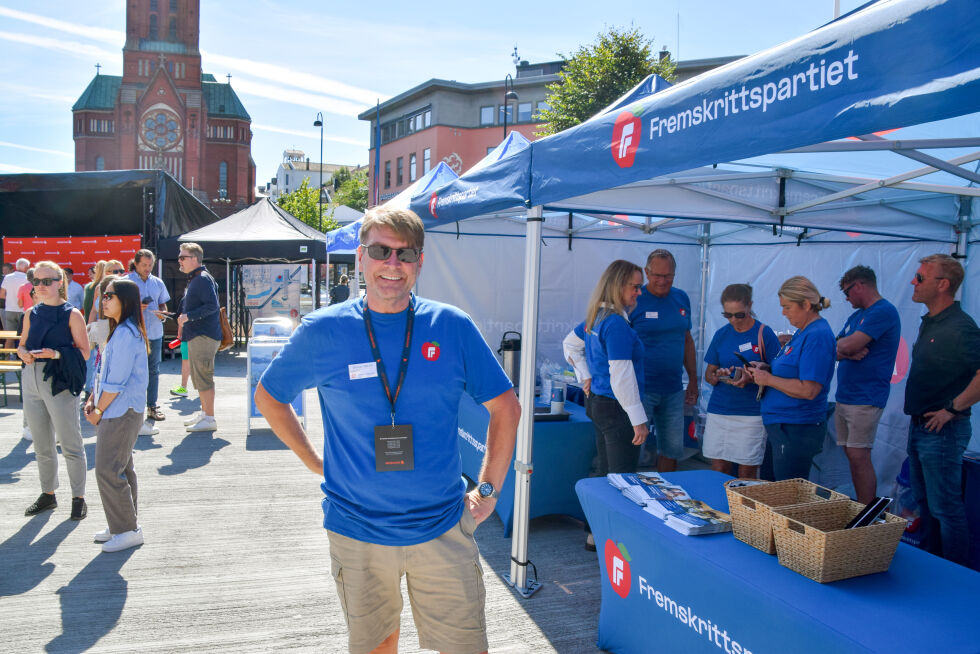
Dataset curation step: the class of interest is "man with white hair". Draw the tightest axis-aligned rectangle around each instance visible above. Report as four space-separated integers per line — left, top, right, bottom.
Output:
1 258 29 352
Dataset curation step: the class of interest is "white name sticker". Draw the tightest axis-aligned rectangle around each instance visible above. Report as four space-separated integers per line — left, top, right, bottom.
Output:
738 342 752 352
646 311 659 319
348 362 378 380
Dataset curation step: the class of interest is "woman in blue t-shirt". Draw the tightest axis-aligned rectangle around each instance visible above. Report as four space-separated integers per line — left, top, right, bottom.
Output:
744 276 836 481
703 284 780 479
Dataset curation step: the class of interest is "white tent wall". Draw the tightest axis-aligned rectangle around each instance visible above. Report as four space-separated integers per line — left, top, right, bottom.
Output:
965 245 980 452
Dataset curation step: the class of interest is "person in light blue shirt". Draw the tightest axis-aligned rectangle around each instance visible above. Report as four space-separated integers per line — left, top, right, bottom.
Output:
835 265 901 503
703 284 780 479
628 249 697 473
745 276 836 481
84 278 148 553
64 268 85 310
128 249 170 425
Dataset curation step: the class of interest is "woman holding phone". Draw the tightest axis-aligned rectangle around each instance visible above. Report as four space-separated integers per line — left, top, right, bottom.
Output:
85 277 149 552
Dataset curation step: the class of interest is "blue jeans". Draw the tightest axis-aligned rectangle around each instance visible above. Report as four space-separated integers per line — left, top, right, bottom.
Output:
907 418 971 565
765 421 825 481
642 389 685 460
146 337 162 408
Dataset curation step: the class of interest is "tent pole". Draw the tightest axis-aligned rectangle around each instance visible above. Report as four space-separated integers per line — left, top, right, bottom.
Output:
507 205 543 599
696 224 710 403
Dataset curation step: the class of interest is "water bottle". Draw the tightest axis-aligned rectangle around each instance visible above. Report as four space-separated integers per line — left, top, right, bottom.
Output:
550 379 566 414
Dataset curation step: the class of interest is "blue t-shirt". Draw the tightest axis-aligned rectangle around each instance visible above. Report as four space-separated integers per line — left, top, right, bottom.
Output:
704 321 781 416
629 287 692 394
761 318 836 425
582 313 644 400
835 298 901 408
259 296 512 546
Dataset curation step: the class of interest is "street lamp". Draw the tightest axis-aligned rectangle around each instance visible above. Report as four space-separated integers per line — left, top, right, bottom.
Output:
502 74 518 139
313 112 324 233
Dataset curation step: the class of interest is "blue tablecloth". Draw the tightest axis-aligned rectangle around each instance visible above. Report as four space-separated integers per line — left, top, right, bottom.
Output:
577 471 980 654
458 393 595 536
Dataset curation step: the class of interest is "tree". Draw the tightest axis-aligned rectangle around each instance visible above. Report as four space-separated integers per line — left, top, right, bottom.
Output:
277 177 339 233
536 26 676 136
331 166 369 213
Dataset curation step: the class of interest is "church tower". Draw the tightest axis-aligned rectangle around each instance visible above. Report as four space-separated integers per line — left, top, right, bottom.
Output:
73 0 254 216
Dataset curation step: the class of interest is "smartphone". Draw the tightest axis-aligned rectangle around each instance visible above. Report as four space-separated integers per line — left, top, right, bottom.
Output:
732 350 752 367
845 496 892 529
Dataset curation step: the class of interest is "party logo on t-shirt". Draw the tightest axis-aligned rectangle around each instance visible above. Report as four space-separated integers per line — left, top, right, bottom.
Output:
421 341 441 361
751 344 760 354
604 539 632 598
679 308 686 317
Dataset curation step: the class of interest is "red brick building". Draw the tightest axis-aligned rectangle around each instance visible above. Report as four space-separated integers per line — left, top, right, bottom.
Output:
72 0 254 216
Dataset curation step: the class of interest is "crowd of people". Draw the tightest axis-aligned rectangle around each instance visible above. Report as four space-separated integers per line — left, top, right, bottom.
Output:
3 241 222 553
565 250 979 566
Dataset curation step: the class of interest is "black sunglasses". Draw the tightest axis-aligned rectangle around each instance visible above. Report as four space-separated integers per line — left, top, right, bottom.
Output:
107 269 125 274
914 272 946 284
177 255 195 261
102 292 117 301
365 243 422 263
32 277 60 287
722 311 747 319
630 283 643 291
842 282 858 297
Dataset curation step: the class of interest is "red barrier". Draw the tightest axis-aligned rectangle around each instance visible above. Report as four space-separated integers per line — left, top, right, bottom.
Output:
3 235 142 283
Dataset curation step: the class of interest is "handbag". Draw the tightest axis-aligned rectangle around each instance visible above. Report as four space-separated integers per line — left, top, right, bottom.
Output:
218 307 234 351
754 323 770 401
86 318 110 348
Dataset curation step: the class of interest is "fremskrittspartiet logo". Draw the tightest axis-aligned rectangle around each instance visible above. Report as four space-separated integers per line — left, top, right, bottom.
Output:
604 539 632 598
611 105 644 168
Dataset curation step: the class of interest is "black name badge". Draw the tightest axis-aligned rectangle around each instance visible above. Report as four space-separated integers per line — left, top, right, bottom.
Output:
375 424 414 472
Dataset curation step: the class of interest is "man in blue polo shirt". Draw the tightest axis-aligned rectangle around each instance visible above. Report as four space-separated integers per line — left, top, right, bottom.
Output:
255 207 520 654
835 265 901 504
128 249 170 434
629 249 697 472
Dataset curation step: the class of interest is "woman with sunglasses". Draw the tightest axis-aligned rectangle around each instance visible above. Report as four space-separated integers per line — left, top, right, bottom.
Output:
18 261 91 519
84 278 148 552
702 284 780 479
744 276 836 481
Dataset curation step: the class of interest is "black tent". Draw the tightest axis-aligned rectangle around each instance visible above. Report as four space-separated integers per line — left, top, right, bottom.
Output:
0 170 218 251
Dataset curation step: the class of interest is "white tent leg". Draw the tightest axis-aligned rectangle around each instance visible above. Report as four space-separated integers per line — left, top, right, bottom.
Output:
696 224 711 387
506 205 543 599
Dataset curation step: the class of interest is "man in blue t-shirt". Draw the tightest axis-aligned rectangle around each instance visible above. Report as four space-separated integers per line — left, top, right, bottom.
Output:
128 249 170 432
255 207 520 654
628 249 697 472
835 265 900 504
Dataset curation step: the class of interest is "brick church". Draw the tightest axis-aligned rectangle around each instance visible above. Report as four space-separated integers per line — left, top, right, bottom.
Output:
72 0 254 216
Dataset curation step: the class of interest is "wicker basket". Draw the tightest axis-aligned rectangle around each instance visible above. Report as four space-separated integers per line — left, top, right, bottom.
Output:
725 478 847 554
770 499 907 583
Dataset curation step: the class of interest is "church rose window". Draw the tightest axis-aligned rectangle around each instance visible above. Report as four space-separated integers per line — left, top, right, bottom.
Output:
140 107 181 151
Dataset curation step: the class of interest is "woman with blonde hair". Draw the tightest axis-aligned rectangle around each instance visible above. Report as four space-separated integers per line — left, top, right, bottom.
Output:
744 276 836 480
19 261 90 519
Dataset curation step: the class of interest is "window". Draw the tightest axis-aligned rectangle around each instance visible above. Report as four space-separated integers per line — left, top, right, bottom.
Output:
487 147 495 156
149 14 158 40
285 174 289 186
424 110 431 127
534 100 551 120
150 0 158 10
498 105 514 124
170 0 177 11
219 162 228 198
480 106 494 126
517 102 532 123
95 156 105 171
423 148 431 174
168 16 177 40
396 157 404 186
409 153 417 182
384 161 391 189
89 119 113 133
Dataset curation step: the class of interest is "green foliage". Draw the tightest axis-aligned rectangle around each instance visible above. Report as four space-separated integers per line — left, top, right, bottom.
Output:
277 177 339 233
331 167 369 213
536 26 676 136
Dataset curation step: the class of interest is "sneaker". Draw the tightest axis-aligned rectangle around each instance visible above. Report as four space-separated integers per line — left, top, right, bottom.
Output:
25 493 57 516
585 532 596 552
183 411 203 426
170 385 188 397
186 415 217 432
94 527 113 542
147 406 166 421
22 427 32 442
70 497 88 521
102 527 143 553
138 421 160 436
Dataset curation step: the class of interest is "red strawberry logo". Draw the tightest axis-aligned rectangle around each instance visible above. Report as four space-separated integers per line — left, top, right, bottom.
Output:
751 344 760 354
611 107 643 168
422 341 440 361
604 539 631 598
679 308 686 317
429 192 439 218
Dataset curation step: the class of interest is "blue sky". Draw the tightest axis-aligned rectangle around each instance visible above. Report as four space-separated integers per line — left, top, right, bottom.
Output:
0 0 865 186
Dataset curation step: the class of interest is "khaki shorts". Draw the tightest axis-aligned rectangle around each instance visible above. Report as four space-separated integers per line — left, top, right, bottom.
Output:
328 510 487 654
187 335 220 392
835 403 884 448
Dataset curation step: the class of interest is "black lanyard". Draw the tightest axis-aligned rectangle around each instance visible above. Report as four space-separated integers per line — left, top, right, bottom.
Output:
362 298 415 425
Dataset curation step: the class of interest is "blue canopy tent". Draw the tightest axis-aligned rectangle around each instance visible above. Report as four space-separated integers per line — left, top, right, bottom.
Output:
405 0 980 596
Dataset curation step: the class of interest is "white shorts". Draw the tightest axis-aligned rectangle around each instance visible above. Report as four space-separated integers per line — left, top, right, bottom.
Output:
702 413 767 466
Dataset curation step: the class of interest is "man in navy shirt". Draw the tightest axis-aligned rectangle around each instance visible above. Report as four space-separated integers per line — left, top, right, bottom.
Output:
629 249 697 472
255 207 520 654
835 265 901 504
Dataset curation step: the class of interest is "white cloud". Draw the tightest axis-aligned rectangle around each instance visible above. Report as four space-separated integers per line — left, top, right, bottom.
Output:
0 163 49 174
233 78 369 118
0 31 116 61
0 6 123 44
251 123 366 147
0 141 73 157
0 82 74 105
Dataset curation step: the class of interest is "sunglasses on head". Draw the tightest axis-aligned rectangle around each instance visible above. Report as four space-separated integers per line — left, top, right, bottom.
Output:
107 268 125 274
722 311 747 319
102 292 117 301
32 277 60 287
365 243 422 263
914 272 946 284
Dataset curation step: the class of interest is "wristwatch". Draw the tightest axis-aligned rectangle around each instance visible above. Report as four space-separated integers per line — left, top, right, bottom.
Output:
94 407 103 416
477 481 498 499
943 399 966 416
